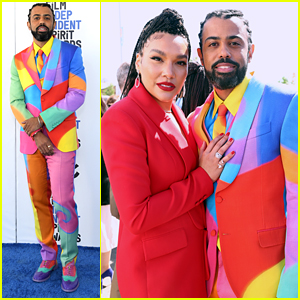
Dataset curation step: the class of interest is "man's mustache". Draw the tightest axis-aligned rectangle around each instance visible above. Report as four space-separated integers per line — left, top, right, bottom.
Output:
211 58 240 69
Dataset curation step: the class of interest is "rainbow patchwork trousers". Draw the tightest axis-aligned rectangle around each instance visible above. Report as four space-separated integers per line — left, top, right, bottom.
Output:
23 147 78 267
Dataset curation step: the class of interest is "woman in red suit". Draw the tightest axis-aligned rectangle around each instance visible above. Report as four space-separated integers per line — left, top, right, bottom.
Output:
101 9 235 298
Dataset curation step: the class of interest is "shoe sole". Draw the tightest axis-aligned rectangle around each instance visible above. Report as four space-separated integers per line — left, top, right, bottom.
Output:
61 282 79 293
32 263 59 282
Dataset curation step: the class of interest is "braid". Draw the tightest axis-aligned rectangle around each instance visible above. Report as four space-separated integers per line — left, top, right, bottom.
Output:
122 8 191 98
28 3 55 22
198 9 252 52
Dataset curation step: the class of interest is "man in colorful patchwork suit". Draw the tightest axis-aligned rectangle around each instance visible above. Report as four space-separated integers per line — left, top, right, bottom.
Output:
10 3 86 292
189 9 298 298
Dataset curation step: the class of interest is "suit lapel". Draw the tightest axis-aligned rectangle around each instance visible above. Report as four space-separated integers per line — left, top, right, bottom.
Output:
42 38 61 95
217 77 265 189
129 84 198 176
193 91 214 146
21 44 42 91
172 103 198 157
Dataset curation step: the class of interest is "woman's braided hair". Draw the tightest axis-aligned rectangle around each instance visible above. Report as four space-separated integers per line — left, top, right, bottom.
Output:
121 8 191 98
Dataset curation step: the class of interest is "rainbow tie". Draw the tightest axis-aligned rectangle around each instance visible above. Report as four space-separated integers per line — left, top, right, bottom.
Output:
37 49 44 74
213 104 228 139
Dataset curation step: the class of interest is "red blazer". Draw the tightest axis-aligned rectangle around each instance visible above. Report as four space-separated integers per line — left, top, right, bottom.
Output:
101 84 213 298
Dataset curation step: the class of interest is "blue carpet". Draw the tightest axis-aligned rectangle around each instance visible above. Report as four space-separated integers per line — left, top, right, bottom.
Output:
2 243 100 298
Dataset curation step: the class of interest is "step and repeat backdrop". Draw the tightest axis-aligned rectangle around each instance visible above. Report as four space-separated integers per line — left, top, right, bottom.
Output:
2 2 100 247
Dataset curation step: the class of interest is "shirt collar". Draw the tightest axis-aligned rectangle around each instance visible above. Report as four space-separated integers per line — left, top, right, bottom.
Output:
33 36 54 57
212 76 250 118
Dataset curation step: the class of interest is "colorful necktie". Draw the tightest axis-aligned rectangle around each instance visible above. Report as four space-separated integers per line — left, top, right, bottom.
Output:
37 49 44 74
213 104 228 139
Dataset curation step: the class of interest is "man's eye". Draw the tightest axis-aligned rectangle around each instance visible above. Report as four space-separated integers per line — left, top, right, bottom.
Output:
209 42 218 47
177 61 187 66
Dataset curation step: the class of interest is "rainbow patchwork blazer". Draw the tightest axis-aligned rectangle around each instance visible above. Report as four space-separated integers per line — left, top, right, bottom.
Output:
10 37 86 154
189 77 298 298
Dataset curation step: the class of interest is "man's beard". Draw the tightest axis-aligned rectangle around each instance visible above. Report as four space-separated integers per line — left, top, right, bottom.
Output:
204 58 247 90
31 25 53 42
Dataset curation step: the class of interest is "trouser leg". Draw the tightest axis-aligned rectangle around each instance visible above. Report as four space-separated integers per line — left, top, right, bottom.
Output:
24 150 58 261
46 148 78 267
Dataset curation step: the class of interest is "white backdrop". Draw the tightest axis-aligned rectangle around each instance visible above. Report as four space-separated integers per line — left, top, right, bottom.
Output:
2 2 100 247
101 2 298 88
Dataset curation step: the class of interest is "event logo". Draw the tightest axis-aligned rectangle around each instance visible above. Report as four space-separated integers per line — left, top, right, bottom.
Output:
47 2 82 47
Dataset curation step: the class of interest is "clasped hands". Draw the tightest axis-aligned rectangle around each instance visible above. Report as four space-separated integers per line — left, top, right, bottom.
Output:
22 116 43 136
22 116 54 156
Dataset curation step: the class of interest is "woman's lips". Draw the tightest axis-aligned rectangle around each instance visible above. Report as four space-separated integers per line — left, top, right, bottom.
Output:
157 82 175 91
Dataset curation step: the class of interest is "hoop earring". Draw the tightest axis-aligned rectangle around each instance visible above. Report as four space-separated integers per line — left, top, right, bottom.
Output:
182 83 186 98
135 72 140 88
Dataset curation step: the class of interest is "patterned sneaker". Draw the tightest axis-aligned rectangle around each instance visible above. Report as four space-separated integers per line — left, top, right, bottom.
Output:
61 259 79 292
32 260 58 282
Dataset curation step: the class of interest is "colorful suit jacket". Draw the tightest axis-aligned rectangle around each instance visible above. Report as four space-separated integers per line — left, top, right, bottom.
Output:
10 37 86 154
102 84 214 297
189 77 298 298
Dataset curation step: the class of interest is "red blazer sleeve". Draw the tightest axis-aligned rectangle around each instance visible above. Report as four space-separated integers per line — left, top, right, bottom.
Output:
101 106 213 235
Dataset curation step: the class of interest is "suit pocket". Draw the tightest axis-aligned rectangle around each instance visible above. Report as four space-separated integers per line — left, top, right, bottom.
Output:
257 225 286 248
142 228 187 261
248 122 271 140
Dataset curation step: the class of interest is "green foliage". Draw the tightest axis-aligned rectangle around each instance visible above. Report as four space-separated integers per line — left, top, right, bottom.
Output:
278 74 296 85
279 77 289 85
101 84 115 96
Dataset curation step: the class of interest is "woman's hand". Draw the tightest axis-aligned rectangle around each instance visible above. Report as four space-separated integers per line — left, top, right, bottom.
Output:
198 133 235 182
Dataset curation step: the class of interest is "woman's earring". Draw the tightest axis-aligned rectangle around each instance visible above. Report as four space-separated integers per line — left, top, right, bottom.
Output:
182 83 186 98
135 72 140 88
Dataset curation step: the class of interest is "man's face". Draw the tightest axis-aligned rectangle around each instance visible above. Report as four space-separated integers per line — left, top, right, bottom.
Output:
198 16 254 90
27 6 56 42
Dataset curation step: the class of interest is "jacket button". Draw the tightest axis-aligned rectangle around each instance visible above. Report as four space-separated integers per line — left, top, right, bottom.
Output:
216 197 223 203
211 229 217 236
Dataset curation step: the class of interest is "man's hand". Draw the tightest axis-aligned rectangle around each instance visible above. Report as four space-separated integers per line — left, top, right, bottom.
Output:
33 131 54 156
22 116 43 136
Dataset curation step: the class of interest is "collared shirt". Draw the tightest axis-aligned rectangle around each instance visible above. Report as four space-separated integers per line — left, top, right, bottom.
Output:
33 35 54 58
205 76 250 139
33 36 54 80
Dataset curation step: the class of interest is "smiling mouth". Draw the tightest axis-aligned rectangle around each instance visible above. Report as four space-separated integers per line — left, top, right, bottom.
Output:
157 82 175 91
37 27 48 32
214 64 236 73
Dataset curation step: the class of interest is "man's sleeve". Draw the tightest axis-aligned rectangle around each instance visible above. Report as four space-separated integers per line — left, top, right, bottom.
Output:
39 47 86 132
277 93 298 298
10 58 34 125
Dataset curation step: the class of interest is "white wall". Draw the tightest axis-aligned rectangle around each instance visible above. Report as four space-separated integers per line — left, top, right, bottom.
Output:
2 2 100 247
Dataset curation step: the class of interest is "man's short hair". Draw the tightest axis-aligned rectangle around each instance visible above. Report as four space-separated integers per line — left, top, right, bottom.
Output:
28 3 55 23
117 62 130 91
198 9 252 52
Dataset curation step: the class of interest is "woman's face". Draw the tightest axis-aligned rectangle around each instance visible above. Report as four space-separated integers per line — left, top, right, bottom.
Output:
136 33 189 111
